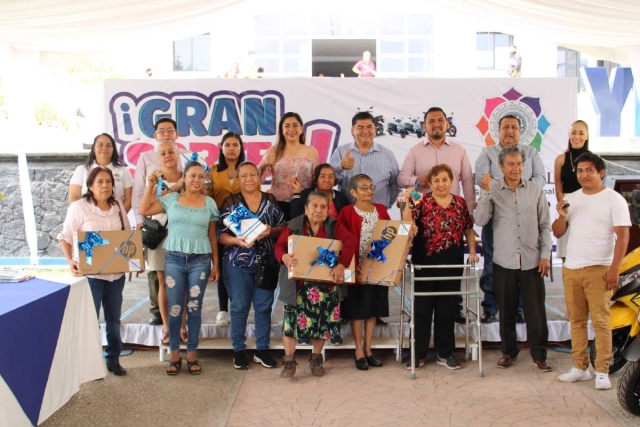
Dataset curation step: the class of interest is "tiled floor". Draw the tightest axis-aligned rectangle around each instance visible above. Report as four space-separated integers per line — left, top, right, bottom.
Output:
225 349 636 427
36 266 640 426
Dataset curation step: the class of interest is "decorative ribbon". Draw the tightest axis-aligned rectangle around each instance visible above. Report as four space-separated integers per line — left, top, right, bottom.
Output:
367 238 391 263
312 246 338 268
78 232 109 266
227 205 256 233
188 152 211 172
156 177 164 196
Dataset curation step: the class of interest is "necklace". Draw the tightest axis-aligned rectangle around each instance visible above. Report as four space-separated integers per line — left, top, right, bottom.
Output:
570 151 575 172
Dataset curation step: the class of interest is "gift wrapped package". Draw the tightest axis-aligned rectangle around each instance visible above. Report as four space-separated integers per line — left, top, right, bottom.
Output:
287 235 355 284
361 220 413 286
223 205 267 244
73 230 144 275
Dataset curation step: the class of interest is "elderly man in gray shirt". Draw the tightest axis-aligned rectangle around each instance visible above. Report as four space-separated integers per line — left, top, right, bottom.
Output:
475 114 546 325
475 146 552 372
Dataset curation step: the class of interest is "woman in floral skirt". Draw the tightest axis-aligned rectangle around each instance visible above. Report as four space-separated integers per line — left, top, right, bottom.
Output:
274 191 356 378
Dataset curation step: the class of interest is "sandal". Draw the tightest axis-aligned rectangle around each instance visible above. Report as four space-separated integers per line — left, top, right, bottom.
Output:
187 359 202 375
161 330 169 346
166 357 182 376
180 328 188 345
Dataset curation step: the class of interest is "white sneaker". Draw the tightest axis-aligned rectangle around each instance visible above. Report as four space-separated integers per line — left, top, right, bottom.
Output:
216 311 230 327
595 372 612 390
557 367 592 382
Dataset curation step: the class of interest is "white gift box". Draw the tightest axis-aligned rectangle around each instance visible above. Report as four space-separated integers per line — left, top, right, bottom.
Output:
223 217 267 244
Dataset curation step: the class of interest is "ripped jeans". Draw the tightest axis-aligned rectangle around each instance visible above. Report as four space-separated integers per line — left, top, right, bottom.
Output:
164 251 211 352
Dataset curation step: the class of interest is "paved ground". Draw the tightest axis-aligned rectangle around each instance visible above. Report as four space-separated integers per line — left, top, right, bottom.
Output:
33 266 640 426
40 346 639 427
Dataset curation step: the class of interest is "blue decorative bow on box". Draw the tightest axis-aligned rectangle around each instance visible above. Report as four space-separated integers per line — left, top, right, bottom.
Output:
188 152 211 172
312 246 338 268
227 205 256 233
367 238 391 263
78 232 109 265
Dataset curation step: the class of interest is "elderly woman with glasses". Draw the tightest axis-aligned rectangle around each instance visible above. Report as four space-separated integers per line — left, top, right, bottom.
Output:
274 191 356 378
336 174 392 371
402 164 478 370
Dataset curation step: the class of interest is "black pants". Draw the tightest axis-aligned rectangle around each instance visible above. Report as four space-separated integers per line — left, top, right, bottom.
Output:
493 263 548 361
413 245 463 359
218 249 229 312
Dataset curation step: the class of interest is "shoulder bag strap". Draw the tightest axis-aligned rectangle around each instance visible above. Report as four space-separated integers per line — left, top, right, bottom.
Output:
116 202 125 230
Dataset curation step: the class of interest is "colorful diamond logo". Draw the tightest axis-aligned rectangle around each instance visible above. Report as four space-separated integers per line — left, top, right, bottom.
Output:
475 88 551 151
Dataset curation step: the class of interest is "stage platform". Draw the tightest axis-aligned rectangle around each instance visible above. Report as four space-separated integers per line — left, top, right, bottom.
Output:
81 265 581 351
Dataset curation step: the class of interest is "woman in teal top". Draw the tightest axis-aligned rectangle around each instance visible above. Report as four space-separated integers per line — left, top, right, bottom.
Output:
140 161 220 375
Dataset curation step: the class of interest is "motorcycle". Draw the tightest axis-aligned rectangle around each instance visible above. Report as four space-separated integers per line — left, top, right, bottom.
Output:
447 113 458 137
387 117 407 138
374 114 385 136
617 337 640 415
403 117 424 138
589 246 640 374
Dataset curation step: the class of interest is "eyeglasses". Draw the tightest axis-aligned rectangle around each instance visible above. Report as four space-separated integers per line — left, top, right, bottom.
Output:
156 128 176 134
357 185 376 191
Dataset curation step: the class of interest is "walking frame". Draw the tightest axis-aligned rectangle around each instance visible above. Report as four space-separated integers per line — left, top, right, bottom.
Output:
397 261 484 380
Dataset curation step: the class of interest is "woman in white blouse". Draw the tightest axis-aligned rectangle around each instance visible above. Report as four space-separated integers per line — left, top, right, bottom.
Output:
59 166 131 377
69 133 133 212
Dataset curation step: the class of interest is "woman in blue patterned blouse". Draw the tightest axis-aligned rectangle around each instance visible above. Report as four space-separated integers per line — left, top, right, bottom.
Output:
218 162 286 371
140 161 220 376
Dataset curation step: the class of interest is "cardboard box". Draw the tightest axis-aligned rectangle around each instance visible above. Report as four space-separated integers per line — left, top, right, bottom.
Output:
73 230 144 275
361 221 413 286
287 235 356 284
223 217 267 244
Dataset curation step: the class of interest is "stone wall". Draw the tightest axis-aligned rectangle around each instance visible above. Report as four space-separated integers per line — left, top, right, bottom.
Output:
0 154 82 258
0 153 638 259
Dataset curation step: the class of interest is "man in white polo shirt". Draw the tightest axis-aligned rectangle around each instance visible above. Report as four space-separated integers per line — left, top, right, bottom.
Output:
552 152 630 390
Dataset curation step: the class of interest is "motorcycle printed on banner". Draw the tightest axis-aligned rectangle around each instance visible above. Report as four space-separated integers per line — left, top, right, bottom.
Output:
104 78 575 211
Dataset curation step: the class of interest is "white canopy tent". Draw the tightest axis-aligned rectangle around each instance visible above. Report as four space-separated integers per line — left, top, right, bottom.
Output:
1 0 639 64
1 0 638 264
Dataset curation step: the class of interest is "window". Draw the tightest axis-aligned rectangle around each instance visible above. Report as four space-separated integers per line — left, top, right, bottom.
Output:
408 15 433 36
380 14 405 36
255 15 281 36
557 47 579 77
173 33 210 71
311 15 342 36
283 15 308 36
476 32 512 70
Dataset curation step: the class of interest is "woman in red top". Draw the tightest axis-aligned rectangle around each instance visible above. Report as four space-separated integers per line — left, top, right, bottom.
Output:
274 191 356 378
402 164 478 370
337 174 391 370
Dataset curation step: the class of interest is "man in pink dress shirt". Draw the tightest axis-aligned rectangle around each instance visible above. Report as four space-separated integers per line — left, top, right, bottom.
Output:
398 106 477 323
132 118 182 325
398 107 476 211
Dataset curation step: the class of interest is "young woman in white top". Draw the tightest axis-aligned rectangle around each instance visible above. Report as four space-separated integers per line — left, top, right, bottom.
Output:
69 133 133 212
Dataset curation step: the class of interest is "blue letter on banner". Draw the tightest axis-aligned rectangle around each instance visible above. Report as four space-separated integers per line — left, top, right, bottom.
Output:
244 98 277 136
208 98 242 135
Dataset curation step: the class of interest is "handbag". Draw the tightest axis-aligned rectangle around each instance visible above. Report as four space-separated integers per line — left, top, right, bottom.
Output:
141 216 167 250
255 253 279 290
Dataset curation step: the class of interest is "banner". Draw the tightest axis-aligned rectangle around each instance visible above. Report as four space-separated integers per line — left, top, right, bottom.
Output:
104 78 577 212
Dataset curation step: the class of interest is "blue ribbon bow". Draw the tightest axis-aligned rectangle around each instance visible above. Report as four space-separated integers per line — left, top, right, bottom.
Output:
78 232 109 265
312 246 338 268
189 152 211 172
367 238 391 263
227 205 256 233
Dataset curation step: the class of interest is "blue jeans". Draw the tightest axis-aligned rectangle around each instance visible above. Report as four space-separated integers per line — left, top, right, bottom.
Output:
224 262 275 352
164 251 211 352
480 221 523 315
88 276 125 364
